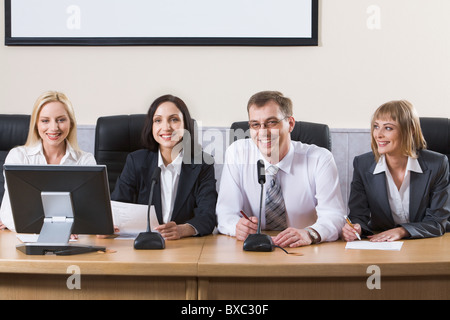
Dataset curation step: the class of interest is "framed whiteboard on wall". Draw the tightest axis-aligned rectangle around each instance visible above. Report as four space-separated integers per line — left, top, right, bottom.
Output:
5 0 318 46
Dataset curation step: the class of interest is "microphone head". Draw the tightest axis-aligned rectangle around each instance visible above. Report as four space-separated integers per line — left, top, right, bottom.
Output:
257 160 266 184
151 167 162 183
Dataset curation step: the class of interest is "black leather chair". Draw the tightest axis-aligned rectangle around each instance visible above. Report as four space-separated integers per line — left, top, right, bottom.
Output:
420 117 450 162
94 114 147 193
0 114 30 204
230 120 332 151
420 117 450 230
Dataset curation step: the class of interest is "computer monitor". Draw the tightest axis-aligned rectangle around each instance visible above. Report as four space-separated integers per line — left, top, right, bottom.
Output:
4 165 114 255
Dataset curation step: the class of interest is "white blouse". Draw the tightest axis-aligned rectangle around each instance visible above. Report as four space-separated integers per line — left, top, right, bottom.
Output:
373 155 423 225
158 149 183 224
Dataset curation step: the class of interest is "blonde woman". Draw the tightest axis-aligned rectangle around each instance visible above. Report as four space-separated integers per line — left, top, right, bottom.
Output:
343 100 450 242
0 91 96 231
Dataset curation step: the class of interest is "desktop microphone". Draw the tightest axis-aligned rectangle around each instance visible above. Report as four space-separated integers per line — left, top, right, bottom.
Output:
134 167 165 250
243 160 274 252
256 159 265 234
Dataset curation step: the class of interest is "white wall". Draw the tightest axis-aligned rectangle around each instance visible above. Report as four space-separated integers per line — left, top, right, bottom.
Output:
1 0 450 128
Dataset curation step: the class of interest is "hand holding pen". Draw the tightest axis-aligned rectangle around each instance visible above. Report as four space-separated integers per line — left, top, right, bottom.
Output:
236 210 258 241
343 216 362 241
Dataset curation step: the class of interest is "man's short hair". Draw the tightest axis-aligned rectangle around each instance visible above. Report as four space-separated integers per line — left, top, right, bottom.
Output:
247 91 293 118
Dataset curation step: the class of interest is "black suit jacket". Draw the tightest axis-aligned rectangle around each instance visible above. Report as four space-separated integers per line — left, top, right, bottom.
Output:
111 149 217 236
348 149 450 238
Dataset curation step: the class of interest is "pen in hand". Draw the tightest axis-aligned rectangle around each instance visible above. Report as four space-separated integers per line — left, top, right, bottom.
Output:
344 215 361 241
240 210 252 222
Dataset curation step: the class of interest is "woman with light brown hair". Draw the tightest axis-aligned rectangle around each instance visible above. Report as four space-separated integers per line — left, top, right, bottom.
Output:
343 100 450 242
0 91 96 231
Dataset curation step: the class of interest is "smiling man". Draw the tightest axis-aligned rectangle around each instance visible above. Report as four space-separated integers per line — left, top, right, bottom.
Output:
216 91 346 248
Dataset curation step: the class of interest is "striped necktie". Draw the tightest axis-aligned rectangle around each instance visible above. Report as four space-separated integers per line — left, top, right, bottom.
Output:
265 165 288 230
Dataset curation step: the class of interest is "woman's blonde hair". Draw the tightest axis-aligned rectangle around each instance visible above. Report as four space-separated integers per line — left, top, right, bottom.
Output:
371 100 426 162
25 91 80 151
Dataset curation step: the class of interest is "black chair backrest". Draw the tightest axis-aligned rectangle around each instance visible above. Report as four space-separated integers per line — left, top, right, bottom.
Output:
95 114 147 193
230 120 332 151
0 114 30 204
420 117 450 162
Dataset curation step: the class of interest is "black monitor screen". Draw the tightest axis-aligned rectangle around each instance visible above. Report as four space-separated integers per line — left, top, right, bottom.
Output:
4 165 114 235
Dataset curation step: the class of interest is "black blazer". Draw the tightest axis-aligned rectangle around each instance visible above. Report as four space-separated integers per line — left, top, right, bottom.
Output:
348 149 450 238
111 149 217 236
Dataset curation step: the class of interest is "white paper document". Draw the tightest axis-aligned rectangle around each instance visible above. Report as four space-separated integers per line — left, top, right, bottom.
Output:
111 201 161 239
345 241 404 251
16 234 39 243
16 234 77 243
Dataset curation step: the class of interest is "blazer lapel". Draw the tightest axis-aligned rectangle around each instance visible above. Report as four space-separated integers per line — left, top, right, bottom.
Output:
365 162 395 226
153 179 163 224
144 153 163 224
409 158 431 222
171 163 201 221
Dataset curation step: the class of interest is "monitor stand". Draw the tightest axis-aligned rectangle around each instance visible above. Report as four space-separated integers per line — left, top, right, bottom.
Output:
16 192 106 256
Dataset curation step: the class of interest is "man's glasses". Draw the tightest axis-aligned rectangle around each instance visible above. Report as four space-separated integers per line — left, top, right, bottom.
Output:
248 117 288 130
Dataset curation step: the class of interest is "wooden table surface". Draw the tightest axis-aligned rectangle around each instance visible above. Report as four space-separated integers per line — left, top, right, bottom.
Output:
198 233 450 278
1 230 450 299
0 230 204 276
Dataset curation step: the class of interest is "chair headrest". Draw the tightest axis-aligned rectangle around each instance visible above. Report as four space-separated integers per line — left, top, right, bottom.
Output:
420 117 450 159
0 114 30 151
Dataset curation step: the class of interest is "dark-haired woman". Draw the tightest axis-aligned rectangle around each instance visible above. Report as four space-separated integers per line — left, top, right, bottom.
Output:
111 95 217 239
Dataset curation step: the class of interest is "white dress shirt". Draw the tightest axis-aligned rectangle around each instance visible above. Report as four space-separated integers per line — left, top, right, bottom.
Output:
216 139 346 242
373 155 423 225
0 141 96 231
158 149 183 224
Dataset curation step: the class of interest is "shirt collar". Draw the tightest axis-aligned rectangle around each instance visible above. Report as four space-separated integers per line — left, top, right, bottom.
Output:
26 142 44 156
406 156 423 173
261 141 294 175
26 140 78 162
158 148 184 175
65 141 79 161
373 155 423 175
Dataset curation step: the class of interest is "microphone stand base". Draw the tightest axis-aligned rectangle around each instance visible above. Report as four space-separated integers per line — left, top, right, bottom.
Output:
243 233 274 252
134 232 165 250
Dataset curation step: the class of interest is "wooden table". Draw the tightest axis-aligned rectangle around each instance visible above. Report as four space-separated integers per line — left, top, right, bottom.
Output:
1 230 450 300
0 231 202 300
198 234 450 300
